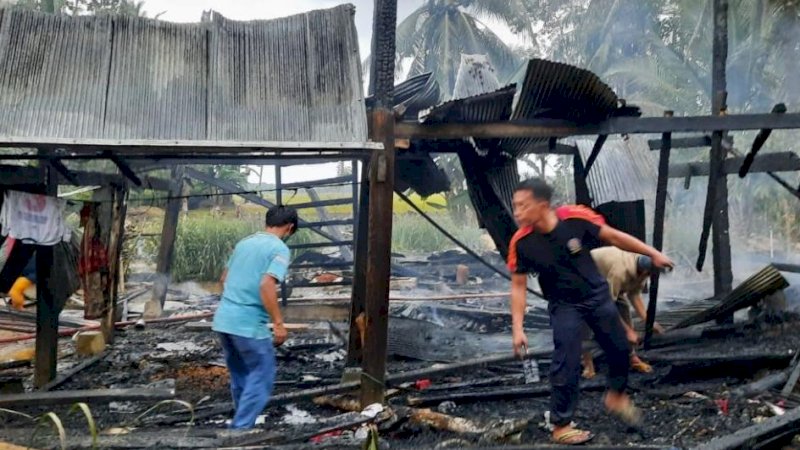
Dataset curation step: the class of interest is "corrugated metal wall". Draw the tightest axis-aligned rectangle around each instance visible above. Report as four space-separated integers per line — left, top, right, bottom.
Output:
0 5 367 142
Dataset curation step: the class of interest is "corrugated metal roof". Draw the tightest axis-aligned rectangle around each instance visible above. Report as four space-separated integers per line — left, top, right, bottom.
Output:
365 72 440 121
0 5 367 142
571 134 657 209
105 17 207 140
501 59 621 157
0 12 111 139
422 84 515 125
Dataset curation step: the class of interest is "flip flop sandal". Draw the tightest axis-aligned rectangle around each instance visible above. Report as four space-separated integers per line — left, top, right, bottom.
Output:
608 402 643 427
631 360 653 373
552 429 594 445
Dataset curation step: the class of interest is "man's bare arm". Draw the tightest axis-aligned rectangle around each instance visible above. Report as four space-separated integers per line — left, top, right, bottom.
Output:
511 274 527 332
598 226 674 269
631 292 665 334
260 275 287 345
219 269 228 285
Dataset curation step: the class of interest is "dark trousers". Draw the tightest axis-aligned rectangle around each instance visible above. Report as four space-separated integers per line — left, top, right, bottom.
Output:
218 332 276 429
549 292 631 426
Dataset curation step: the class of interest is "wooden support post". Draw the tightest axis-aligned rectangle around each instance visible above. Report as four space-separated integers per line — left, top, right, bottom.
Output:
697 0 733 310
103 187 127 344
360 0 397 407
644 111 673 349
144 166 184 318
582 134 608 175
34 160 58 388
573 150 591 206
711 0 734 309
346 160 370 368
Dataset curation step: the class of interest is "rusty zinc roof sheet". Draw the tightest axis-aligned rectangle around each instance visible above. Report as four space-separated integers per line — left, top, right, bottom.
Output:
0 5 367 143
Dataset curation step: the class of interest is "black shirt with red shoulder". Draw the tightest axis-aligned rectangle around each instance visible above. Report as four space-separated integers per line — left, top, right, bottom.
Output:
507 205 608 302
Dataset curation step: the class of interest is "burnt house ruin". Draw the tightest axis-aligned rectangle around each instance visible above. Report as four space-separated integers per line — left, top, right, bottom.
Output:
0 0 799 448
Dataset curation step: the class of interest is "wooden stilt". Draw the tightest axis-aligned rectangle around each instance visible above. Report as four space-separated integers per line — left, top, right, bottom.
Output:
360 0 397 407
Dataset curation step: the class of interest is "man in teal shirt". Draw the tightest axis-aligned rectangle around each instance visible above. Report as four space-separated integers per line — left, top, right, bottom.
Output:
213 206 297 429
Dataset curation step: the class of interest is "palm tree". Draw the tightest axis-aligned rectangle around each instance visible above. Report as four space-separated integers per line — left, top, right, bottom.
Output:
395 0 533 99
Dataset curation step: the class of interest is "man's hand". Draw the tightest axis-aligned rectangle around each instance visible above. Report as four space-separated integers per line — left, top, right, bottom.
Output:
651 252 675 271
626 328 639 345
513 329 529 357
272 322 288 347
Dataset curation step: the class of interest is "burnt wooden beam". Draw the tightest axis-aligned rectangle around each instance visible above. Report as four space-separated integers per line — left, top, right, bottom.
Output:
723 144 800 202
146 166 184 315
781 352 800 396
346 162 370 368
648 135 712 149
360 0 397 407
573 151 592 206
394 113 800 140
0 388 175 408
49 159 79 186
582 134 607 175
33 155 59 388
773 262 800 273
407 378 607 407
739 103 787 178
645 112 672 349
105 151 142 186
103 186 128 343
692 404 800 450
40 351 109 392
697 0 733 306
669 152 800 178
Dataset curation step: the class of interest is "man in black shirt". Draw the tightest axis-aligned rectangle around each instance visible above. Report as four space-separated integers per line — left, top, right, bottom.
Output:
508 178 673 445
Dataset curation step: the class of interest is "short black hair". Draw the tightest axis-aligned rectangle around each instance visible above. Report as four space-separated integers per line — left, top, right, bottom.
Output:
514 178 553 202
266 206 299 233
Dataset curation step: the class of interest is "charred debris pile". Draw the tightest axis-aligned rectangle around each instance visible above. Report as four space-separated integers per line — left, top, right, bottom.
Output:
0 263 799 450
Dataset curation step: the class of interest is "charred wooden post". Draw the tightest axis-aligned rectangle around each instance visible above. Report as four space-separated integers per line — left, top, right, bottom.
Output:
739 103 787 178
582 134 608 175
360 0 397 406
145 166 184 318
644 111 673 349
573 149 591 206
103 186 128 344
346 160 370 368
697 0 734 306
34 157 58 387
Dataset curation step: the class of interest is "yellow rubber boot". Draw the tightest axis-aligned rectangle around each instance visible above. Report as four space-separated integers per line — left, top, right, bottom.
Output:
9 277 33 310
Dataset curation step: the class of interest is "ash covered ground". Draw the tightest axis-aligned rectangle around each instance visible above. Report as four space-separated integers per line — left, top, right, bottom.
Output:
2 312 800 449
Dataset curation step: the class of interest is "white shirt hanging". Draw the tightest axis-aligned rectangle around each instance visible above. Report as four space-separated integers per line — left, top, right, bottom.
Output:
0 190 70 246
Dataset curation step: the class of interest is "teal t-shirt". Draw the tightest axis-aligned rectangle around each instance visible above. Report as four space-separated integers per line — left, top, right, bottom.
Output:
212 232 290 340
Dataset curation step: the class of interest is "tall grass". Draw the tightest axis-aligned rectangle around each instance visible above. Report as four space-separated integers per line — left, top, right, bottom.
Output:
171 216 319 282
391 213 488 254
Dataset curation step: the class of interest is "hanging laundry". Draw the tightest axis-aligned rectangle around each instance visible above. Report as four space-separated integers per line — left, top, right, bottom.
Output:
0 191 70 246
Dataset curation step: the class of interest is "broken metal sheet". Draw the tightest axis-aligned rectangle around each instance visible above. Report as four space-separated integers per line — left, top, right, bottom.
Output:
500 58 628 157
571 135 658 208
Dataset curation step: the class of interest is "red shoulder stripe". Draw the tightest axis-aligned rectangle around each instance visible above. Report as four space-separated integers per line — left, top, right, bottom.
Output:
555 205 606 226
507 226 534 272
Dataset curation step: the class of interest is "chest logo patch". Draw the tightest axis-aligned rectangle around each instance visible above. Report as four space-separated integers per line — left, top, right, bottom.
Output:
566 238 583 254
